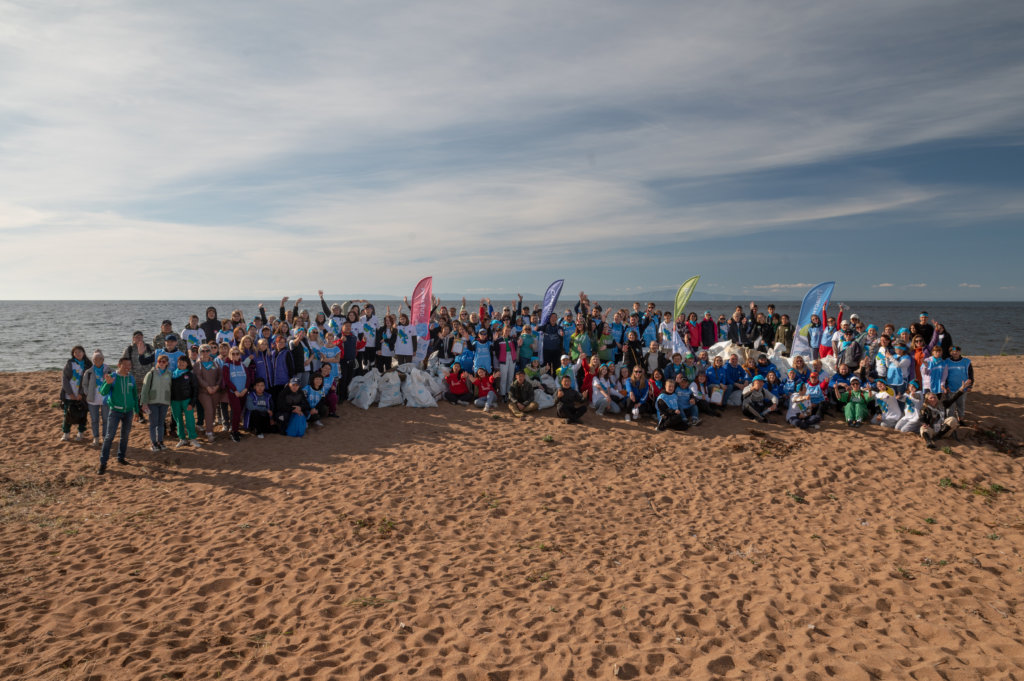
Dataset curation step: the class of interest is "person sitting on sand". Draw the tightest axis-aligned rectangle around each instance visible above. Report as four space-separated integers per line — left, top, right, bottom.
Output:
624 366 653 422
277 377 310 435
741 375 778 422
245 378 274 438
786 384 821 430
918 383 970 449
555 375 588 424
655 378 692 431
894 381 923 433
472 368 499 412
507 369 538 419
443 362 472 405
871 379 901 429
835 375 873 427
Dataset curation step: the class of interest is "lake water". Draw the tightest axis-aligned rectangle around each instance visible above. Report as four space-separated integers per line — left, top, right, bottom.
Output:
2 299 1020 372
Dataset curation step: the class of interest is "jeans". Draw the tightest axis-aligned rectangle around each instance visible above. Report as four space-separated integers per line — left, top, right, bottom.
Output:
474 393 497 409
680 403 699 421
88 402 109 439
146 403 169 444
593 395 621 415
101 410 134 465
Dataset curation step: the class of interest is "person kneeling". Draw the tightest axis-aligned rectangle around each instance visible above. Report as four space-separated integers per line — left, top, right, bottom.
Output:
245 378 275 438
508 369 538 419
555 375 587 424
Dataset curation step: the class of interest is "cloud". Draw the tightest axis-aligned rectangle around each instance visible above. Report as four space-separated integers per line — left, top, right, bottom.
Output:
905 283 928 288
1 1 1023 297
958 283 981 288
873 283 894 288
1000 286 1017 290
751 283 814 290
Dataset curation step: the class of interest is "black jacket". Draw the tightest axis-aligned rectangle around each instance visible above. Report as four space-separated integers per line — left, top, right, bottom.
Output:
170 370 199 406
278 387 310 418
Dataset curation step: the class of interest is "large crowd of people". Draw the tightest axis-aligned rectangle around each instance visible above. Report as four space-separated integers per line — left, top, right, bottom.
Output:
57 291 975 474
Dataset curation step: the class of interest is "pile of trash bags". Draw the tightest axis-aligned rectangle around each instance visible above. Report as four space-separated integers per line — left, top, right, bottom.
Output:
347 353 555 410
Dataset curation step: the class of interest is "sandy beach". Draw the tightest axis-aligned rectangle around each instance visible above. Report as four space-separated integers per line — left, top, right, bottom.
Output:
1 357 1022 680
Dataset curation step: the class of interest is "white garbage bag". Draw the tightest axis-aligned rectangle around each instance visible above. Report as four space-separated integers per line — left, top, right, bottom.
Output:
535 390 555 410
348 369 381 410
403 369 438 408
539 374 558 394
378 372 404 407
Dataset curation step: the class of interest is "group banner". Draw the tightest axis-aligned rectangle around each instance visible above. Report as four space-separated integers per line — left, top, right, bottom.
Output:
673 275 701 321
411 276 432 362
791 281 835 359
540 279 564 324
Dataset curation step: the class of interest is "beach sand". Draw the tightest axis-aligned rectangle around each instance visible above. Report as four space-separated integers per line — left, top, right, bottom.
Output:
1 358 1022 680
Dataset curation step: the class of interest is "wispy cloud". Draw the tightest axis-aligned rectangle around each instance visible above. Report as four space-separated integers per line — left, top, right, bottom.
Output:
958 283 981 288
751 283 815 290
0 1 1023 298
873 283 895 288
905 283 928 288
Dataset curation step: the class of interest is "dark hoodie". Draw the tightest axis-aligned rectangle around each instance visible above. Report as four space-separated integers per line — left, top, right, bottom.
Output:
200 307 221 342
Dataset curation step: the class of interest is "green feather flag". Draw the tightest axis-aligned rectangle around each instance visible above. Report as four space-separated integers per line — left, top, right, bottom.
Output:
673 275 701 321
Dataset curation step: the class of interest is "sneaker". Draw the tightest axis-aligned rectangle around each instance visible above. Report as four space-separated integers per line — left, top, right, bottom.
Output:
632 408 640 419
189 440 201 448
230 432 241 443
624 414 631 422
60 433 71 442
812 424 821 430
175 439 188 448
117 457 128 465
74 432 84 441
150 445 160 452
206 432 215 443
328 413 339 418
91 437 100 446
157 443 166 450
314 421 325 428
483 405 491 413
691 418 702 426
257 434 264 439
97 464 106 475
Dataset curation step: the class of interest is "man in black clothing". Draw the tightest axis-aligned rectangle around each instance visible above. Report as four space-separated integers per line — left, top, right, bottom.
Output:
555 375 587 424
910 311 935 347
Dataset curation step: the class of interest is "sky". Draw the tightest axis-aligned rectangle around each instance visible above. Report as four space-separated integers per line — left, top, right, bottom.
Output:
1 0 1022 301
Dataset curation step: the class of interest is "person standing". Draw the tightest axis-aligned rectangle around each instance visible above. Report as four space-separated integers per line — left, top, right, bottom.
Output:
81 350 113 445
97 356 139 474
170 356 201 448
122 331 153 423
60 346 91 442
944 347 974 422
140 354 173 451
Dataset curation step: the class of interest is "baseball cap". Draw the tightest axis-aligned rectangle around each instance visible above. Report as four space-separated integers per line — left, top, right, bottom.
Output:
165 333 178 342
288 377 300 385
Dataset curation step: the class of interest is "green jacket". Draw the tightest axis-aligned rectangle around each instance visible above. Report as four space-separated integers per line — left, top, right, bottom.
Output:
98 373 139 413
140 368 172 405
